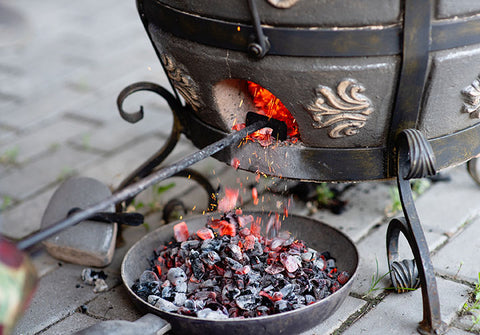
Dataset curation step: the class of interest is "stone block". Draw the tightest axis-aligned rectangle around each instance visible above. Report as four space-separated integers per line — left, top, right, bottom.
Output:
41 177 117 267
0 146 100 200
13 264 100 335
39 313 99 335
0 188 55 240
433 215 480 283
342 277 470 335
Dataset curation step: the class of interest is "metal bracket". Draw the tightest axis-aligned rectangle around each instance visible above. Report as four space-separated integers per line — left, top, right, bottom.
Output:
386 129 447 335
247 0 270 58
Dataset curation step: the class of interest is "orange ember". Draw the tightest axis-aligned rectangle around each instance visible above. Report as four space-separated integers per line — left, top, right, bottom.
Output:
247 81 299 140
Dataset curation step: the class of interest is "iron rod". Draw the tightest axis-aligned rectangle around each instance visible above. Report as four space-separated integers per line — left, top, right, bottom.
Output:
17 120 266 251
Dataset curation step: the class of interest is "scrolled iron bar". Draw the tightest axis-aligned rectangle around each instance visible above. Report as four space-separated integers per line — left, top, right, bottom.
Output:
115 82 184 209
386 128 447 334
16 120 267 251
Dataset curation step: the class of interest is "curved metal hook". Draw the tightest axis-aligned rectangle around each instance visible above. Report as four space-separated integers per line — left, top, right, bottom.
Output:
115 82 184 209
117 81 182 124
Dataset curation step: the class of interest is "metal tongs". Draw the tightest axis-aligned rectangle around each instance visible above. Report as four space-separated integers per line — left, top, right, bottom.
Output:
16 112 287 251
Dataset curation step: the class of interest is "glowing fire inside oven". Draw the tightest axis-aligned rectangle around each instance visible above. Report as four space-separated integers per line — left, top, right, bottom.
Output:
233 82 299 146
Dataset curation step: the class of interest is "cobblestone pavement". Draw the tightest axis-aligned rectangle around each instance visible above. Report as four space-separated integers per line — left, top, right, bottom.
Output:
2 1 480 335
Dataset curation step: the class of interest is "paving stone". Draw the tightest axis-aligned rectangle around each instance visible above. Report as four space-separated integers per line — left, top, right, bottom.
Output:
69 109 170 153
300 296 367 335
39 313 99 335
81 135 167 189
0 118 95 164
0 146 100 200
13 264 101 335
352 218 447 298
453 314 480 334
415 167 480 235
342 277 471 335
30 247 62 278
445 326 476 335
433 215 480 283
0 187 55 239
311 181 393 243
85 285 143 322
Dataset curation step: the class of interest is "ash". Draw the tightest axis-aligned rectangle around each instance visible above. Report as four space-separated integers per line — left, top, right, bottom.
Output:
132 212 349 319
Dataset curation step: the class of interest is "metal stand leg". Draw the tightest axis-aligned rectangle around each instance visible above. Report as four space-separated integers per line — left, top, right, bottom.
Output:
114 82 218 212
467 157 480 186
386 129 447 335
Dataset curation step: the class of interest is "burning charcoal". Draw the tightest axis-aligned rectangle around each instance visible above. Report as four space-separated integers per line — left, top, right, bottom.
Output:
265 264 284 275
134 211 350 320
200 250 221 265
197 227 215 240
279 284 295 299
228 243 243 261
174 292 187 306
222 284 241 301
313 258 326 272
161 286 174 300
337 271 350 285
246 270 262 285
280 253 300 273
140 270 160 285
187 280 201 294
270 237 285 251
189 250 206 280
330 281 341 293
81 268 107 286
167 267 187 286
235 294 259 310
173 221 189 242
256 305 270 316
251 241 264 256
218 188 239 213
305 294 315 305
274 299 290 313
200 278 217 288
175 282 187 293
197 308 229 320
148 295 179 312
225 257 243 272
326 259 336 270
201 238 222 252
313 286 330 300
181 240 200 250
301 249 316 262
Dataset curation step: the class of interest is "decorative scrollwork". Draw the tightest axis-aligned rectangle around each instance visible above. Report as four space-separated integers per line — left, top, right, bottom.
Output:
462 75 480 119
398 129 436 180
160 54 203 112
305 79 374 138
390 259 420 293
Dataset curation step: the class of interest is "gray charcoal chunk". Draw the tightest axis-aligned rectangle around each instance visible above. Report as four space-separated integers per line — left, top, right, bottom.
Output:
148 295 179 312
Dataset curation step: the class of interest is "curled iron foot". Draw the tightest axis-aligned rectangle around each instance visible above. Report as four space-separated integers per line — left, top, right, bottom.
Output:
390 259 420 293
387 129 447 334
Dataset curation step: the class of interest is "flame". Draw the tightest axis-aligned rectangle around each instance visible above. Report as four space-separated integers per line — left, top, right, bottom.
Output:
247 81 299 140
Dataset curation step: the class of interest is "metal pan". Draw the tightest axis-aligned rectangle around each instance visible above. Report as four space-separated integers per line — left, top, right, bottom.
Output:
121 211 358 335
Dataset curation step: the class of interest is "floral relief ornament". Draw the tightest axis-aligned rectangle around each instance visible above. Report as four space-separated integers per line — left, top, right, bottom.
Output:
305 79 374 138
461 75 480 119
160 54 203 112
